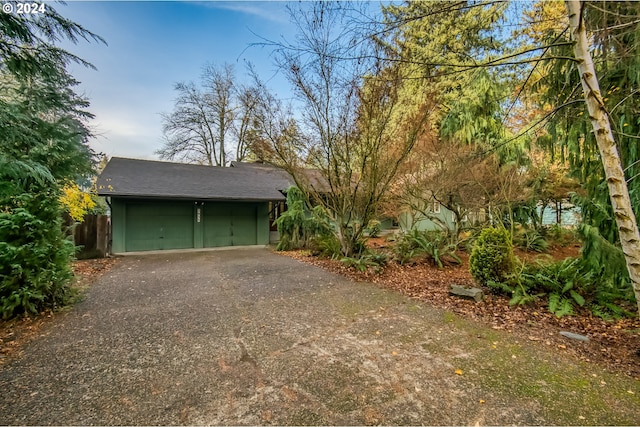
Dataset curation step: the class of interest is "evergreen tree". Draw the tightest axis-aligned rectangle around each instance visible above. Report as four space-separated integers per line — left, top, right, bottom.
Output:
0 3 103 318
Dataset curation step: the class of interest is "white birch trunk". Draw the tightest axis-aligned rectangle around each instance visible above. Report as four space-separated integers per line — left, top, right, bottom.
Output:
565 0 640 316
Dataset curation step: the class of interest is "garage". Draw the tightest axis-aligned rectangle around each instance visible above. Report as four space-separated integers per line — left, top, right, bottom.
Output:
124 201 194 252
97 158 292 254
203 202 258 247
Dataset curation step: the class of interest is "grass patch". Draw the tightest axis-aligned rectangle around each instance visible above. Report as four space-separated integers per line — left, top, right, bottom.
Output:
465 336 640 425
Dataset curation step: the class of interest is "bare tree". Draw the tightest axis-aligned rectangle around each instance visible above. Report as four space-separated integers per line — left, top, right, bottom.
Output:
234 84 260 162
157 63 259 166
387 137 532 239
201 63 234 166
158 81 218 165
266 2 431 256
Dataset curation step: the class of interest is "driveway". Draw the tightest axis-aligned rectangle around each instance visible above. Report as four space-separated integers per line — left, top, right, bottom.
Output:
0 249 638 425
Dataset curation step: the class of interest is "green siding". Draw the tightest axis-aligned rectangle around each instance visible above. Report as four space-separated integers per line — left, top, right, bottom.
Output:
256 203 269 244
110 198 271 253
400 208 455 232
111 199 126 254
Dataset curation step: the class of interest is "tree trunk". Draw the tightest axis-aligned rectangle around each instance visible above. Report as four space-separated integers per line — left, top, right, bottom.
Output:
566 0 640 316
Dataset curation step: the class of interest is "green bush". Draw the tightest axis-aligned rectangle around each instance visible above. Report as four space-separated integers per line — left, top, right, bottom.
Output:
469 227 515 286
312 233 343 259
543 224 577 247
365 219 381 238
0 189 75 319
504 256 634 318
276 187 333 251
518 258 588 316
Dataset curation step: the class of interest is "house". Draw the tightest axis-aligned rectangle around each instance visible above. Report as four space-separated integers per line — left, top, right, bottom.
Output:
96 157 293 254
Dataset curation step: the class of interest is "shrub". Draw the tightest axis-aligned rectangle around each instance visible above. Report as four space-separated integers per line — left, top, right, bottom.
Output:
543 224 577 247
513 226 549 253
365 219 381 238
312 233 342 259
0 190 75 319
393 229 460 267
469 227 515 286
509 256 634 318
276 187 333 251
341 250 388 274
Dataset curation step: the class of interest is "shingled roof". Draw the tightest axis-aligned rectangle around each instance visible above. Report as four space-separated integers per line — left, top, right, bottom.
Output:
96 157 291 201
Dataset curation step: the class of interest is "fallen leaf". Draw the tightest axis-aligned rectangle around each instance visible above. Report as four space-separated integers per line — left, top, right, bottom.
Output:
277 249 640 379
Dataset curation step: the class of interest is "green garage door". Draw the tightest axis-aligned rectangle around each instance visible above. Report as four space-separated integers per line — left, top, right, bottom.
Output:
203 202 257 247
125 202 194 252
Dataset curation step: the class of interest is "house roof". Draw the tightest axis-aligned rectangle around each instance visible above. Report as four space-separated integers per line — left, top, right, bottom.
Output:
96 157 292 201
231 161 331 193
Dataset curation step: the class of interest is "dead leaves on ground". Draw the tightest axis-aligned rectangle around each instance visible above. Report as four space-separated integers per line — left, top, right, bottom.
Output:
0 257 117 365
279 250 640 379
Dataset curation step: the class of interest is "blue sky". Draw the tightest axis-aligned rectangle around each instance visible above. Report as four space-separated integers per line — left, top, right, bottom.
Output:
58 1 298 160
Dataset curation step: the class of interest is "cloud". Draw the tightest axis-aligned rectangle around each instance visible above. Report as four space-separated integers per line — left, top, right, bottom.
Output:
88 110 164 160
191 1 290 24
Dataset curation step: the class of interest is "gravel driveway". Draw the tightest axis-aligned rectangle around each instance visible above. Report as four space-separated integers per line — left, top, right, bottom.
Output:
0 248 638 425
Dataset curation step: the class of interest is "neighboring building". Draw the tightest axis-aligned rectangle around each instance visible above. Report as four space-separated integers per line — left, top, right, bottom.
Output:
96 157 293 254
398 199 456 233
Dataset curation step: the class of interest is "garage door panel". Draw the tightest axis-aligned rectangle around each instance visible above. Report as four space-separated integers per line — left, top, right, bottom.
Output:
125 202 194 251
121 200 260 252
231 207 257 246
203 203 257 247
203 212 232 247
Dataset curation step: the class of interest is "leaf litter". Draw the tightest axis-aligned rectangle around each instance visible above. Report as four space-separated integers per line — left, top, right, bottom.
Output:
280 249 640 379
0 257 117 365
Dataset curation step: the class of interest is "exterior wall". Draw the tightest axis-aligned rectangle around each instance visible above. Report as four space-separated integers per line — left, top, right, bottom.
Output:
399 205 456 232
257 202 270 245
110 198 270 253
111 198 126 253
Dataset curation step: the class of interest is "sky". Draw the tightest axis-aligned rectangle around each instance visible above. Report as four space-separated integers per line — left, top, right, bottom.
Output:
58 1 299 161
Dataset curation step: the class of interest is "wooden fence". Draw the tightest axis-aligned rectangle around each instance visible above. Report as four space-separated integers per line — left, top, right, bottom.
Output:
65 214 110 259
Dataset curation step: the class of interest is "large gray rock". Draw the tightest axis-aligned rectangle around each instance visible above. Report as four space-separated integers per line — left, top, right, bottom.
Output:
560 331 590 342
449 284 484 302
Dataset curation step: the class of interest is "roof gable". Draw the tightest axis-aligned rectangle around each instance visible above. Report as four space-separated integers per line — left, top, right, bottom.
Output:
97 157 291 201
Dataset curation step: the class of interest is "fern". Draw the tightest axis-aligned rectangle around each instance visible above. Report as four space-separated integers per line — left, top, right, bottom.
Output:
395 229 460 268
548 293 575 317
487 280 515 295
340 251 387 274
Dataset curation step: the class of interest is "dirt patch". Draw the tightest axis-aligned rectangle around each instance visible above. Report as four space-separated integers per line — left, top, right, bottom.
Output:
279 249 640 379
